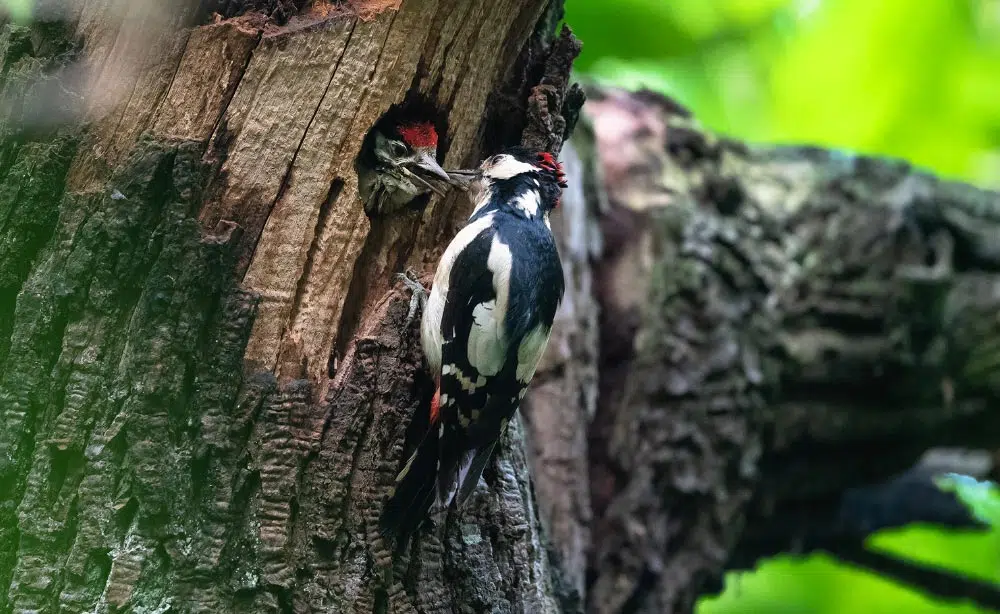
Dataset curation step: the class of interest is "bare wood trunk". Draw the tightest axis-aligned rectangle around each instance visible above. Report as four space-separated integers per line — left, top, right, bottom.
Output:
0 2 582 612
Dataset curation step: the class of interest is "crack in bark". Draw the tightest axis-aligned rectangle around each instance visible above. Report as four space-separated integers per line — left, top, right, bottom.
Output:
239 18 358 284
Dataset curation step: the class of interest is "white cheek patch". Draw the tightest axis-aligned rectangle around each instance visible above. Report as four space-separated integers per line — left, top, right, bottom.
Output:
485 155 537 180
513 190 540 218
516 325 551 383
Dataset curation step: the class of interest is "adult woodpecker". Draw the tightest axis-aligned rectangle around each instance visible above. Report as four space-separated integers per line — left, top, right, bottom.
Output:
381 147 567 539
355 113 452 217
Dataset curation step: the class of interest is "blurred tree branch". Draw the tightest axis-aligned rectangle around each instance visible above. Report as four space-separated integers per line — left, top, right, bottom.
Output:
581 85 1000 613
829 542 1000 610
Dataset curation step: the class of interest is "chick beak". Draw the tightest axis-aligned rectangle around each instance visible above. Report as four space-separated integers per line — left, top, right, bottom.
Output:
413 152 451 183
397 152 451 198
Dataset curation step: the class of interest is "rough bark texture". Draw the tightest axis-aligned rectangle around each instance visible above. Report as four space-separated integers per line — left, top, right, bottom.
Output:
4 3 1000 614
521 136 600 605
0 2 583 612
583 87 1000 614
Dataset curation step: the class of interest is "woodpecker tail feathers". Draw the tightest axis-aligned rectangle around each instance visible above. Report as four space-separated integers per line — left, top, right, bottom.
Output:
379 431 438 541
433 434 499 512
452 439 497 509
381 426 500 541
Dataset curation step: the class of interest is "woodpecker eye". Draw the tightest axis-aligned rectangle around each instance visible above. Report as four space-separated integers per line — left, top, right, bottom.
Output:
390 140 408 157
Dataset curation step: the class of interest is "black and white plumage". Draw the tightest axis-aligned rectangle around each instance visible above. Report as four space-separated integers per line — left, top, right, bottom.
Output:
381 147 567 538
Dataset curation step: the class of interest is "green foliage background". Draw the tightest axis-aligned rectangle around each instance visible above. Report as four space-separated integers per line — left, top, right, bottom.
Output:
567 0 1000 189
564 0 1000 611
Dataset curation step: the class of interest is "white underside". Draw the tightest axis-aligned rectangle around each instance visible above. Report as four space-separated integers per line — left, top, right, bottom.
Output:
421 213 495 375
516 324 551 383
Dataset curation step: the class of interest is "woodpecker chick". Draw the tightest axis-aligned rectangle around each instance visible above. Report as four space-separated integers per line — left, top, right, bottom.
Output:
381 147 567 539
355 117 452 217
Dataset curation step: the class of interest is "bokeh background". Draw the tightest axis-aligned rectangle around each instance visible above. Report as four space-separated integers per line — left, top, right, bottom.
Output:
564 0 1000 612
567 0 1000 190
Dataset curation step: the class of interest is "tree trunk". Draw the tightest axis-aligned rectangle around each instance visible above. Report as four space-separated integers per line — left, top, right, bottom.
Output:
583 87 1000 614
0 2 583 612
5 3 1000 614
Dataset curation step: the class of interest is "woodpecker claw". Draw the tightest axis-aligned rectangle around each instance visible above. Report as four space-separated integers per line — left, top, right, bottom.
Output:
397 270 428 326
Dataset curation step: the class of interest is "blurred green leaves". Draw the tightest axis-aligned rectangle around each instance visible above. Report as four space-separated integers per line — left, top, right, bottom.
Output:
1 0 32 22
566 0 1000 188
695 482 1000 614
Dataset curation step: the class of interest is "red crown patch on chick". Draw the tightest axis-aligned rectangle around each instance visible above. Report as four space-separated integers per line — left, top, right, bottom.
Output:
398 122 438 149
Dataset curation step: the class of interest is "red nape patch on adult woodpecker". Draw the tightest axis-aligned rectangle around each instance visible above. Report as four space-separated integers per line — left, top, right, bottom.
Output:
398 122 438 149
537 151 568 188
537 151 558 169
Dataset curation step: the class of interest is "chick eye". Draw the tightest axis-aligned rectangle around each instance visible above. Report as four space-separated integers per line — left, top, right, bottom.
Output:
390 141 408 156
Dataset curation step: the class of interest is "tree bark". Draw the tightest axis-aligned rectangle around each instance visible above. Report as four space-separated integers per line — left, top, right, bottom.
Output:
0 2 582 612
583 87 1000 614
4 4 1000 614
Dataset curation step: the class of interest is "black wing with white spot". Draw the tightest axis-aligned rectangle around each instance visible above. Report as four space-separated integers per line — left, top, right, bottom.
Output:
433 210 563 509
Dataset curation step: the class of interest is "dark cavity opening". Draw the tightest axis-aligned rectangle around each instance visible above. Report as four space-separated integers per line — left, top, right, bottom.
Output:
353 97 449 219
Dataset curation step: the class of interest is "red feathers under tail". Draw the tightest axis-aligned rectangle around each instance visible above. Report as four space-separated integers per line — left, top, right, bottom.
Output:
429 386 441 424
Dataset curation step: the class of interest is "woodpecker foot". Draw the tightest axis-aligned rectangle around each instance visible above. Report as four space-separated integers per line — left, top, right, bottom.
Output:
397 270 428 326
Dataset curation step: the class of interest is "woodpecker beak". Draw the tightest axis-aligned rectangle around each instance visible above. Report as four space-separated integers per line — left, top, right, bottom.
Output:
412 152 451 183
397 152 452 198
443 168 479 191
